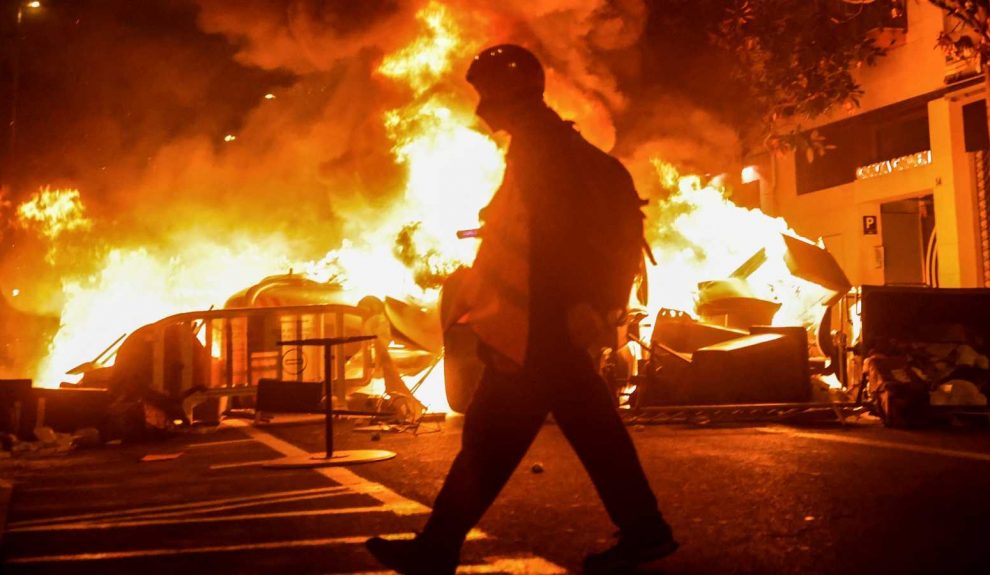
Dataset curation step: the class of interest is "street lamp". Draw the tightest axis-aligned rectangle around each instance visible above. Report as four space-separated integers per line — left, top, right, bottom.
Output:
8 1 43 180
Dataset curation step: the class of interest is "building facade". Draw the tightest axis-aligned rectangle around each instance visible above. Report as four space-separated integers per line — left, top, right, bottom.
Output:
768 1 989 289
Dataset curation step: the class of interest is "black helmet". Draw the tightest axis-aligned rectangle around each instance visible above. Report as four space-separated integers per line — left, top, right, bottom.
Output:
466 44 544 101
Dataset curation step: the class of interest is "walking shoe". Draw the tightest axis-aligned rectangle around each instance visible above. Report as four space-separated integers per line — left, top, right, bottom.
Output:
365 535 459 575
583 532 679 574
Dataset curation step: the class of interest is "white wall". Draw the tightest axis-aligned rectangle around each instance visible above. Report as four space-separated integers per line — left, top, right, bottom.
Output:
769 1 985 288
852 1 948 115
801 1 948 129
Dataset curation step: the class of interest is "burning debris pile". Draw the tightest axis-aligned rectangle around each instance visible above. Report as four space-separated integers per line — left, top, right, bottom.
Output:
0 0 860 442
619 166 852 410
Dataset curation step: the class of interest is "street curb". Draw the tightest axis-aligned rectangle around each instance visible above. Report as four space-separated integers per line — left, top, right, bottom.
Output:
0 478 11 546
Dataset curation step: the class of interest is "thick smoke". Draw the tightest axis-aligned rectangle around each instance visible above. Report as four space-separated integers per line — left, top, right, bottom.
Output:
195 0 646 150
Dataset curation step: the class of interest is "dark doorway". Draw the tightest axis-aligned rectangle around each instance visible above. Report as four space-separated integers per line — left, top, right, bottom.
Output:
880 194 937 286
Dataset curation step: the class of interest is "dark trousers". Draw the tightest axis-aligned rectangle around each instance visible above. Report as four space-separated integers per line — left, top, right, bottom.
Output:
421 342 670 549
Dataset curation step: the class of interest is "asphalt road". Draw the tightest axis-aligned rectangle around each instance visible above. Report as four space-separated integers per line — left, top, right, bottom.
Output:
2 412 990 574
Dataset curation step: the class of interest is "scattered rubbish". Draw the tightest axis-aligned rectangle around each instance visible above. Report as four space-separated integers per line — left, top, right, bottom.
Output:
531 462 544 474
352 413 445 437
140 452 184 462
930 380 987 406
859 287 990 428
33 426 57 444
72 427 102 449
105 394 185 443
7 427 75 457
354 424 399 434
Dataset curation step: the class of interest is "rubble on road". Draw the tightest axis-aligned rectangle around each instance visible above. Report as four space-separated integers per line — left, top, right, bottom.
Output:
856 286 990 429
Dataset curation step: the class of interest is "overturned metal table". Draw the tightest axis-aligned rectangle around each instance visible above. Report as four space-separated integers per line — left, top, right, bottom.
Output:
264 335 397 468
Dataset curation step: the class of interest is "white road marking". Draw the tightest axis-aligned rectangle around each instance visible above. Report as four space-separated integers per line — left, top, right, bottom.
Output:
350 555 569 574
758 426 990 462
227 421 569 573
8 420 569 574
62 488 348 523
18 483 122 493
9 486 348 528
465 556 568 574
227 419 431 515
10 504 421 532
6 530 488 564
186 439 256 448
209 459 279 469
120 490 353 520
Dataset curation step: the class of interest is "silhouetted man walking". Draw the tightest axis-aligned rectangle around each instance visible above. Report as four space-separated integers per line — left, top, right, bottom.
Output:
367 44 677 575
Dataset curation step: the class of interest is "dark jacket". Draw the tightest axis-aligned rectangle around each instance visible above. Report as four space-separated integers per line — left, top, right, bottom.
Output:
506 105 643 355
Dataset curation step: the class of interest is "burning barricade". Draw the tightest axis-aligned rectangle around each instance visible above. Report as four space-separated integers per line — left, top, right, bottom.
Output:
1 167 872 443
8 0 972 446
1 271 454 443
73 274 450 439
630 231 852 410
439 231 854 417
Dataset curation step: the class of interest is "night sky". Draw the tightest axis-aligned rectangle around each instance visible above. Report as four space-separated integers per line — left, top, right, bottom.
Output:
1 0 294 199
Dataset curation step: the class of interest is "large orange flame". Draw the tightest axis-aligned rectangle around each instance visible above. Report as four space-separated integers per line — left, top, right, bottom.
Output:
16 187 93 266
28 2 502 414
16 187 92 240
643 161 835 342
34 241 297 388
25 1 845 407
378 1 462 96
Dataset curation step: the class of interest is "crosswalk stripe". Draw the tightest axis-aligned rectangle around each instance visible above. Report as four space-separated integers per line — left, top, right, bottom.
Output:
228 419 432 515
9 485 349 528
228 421 569 573
9 490 358 532
186 439 256 448
209 459 278 469
5 421 568 574
9 504 424 532
5 530 489 564
349 554 568 574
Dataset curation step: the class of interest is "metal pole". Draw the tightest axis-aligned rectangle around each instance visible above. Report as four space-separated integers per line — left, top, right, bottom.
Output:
266 334 394 469
323 344 334 458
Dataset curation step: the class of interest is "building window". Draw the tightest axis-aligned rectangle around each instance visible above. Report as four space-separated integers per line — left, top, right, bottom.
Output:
796 99 930 195
963 99 989 152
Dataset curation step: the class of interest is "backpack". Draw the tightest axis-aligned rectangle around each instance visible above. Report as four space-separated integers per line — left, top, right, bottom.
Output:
564 132 650 313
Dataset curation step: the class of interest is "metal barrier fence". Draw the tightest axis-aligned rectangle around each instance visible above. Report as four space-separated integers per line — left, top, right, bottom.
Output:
134 304 374 421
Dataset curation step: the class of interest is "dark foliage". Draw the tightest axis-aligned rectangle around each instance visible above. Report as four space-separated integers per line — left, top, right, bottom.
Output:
931 0 990 63
714 0 890 157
